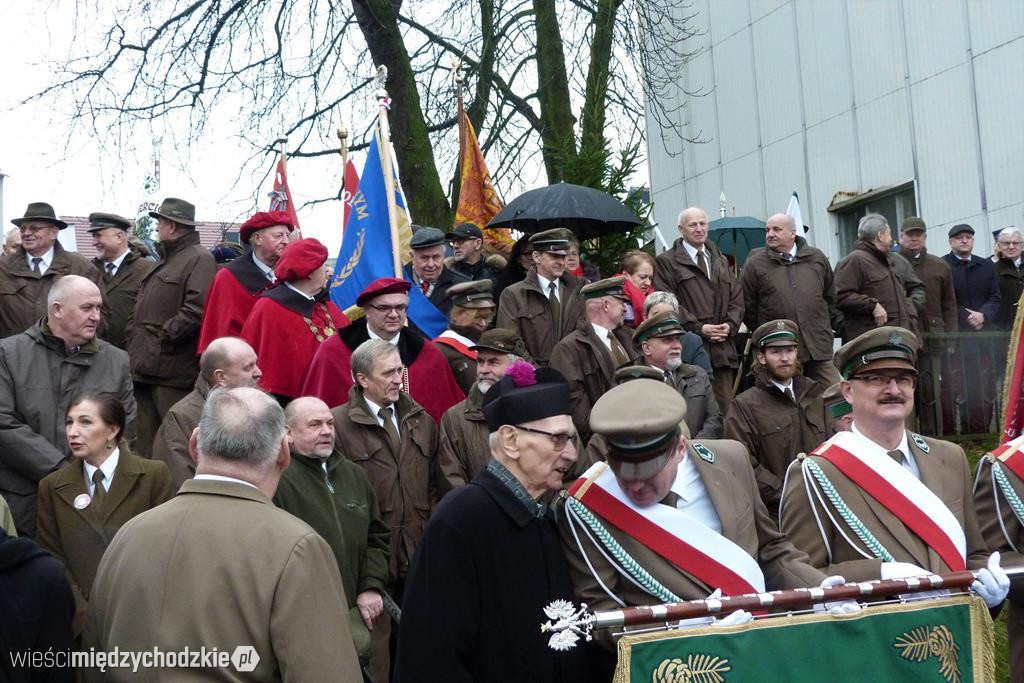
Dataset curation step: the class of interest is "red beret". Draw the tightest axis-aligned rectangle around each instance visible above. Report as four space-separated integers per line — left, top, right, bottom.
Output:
240 211 294 244
356 277 412 307
274 238 328 283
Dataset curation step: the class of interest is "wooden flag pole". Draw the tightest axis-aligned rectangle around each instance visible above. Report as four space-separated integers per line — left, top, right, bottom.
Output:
374 66 402 279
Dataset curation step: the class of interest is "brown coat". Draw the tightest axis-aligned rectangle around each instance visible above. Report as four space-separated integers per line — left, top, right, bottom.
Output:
661 362 723 439
779 432 989 580
549 322 636 444
0 243 107 340
126 230 217 388
557 439 826 646
740 238 838 362
151 375 210 491
92 245 155 349
496 266 585 367
331 387 440 582
35 445 172 634
438 384 490 491
835 240 917 343
896 247 959 336
724 375 826 511
653 238 744 370
87 478 362 682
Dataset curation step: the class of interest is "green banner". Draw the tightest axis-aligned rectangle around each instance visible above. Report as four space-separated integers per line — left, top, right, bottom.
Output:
615 595 994 683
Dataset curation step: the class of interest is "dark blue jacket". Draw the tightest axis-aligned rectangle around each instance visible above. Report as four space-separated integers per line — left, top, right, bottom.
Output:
943 253 1001 329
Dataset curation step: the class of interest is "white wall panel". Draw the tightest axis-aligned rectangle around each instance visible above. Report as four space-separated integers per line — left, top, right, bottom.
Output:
750 0 787 22
974 41 1024 214
752 6 802 144
708 0 749 45
761 133 806 217
903 0 967 82
722 152 766 217
855 92 913 190
794 0 851 126
968 0 1024 54
683 50 721 176
846 0 904 104
713 31 759 163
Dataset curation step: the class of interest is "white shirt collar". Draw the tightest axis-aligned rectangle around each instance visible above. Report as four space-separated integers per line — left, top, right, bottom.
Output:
193 473 259 489
367 326 400 346
770 378 794 393
363 396 398 428
591 322 612 349
83 447 120 494
1015 257 1022 268
252 253 276 281
850 422 919 478
536 273 560 299
681 240 706 262
788 243 798 258
284 282 315 300
27 246 55 272
106 249 129 270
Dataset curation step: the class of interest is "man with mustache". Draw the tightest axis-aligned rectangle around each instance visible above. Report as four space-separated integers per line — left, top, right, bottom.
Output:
724 319 825 512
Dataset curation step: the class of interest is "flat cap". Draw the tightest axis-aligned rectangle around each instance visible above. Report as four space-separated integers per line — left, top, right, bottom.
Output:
901 216 926 233
528 228 573 254
752 319 800 350
634 311 684 345
591 379 685 481
948 223 974 238
274 238 328 283
87 212 132 232
823 382 852 420
580 275 629 302
471 328 528 358
447 279 495 309
356 277 412 307
834 326 918 379
446 223 483 240
410 226 446 249
614 365 667 385
240 211 295 244
482 363 570 431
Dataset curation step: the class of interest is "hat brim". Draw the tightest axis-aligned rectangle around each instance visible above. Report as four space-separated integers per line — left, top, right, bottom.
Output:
148 211 198 227
608 449 673 482
761 339 799 348
11 217 68 230
471 343 515 355
457 300 496 310
851 358 918 375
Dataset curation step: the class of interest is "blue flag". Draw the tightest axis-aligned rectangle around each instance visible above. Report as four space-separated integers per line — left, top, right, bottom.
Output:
329 134 448 337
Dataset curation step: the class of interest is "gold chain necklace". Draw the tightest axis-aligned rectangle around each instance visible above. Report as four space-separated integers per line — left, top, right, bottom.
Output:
304 303 336 342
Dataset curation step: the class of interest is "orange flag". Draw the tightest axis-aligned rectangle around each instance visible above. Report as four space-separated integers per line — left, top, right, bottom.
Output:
455 96 512 256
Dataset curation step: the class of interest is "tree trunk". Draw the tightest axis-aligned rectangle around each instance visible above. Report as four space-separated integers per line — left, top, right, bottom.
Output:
532 0 577 183
579 0 622 174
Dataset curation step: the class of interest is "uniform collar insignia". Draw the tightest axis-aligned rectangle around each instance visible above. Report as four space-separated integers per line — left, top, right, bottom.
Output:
911 432 930 453
692 442 715 463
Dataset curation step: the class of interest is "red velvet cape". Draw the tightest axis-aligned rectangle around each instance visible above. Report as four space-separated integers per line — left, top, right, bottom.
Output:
198 255 272 353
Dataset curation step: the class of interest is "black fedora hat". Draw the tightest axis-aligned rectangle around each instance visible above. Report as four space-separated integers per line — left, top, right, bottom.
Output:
11 202 68 230
149 197 197 227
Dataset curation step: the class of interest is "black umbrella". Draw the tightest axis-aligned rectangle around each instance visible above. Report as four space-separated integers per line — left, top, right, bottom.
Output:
486 182 642 240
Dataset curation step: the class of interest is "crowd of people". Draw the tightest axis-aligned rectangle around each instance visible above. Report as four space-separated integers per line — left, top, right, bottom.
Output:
1 196 1024 682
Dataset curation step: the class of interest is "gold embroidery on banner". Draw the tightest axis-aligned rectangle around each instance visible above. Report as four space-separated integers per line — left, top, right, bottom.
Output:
893 624 961 683
652 654 731 683
330 229 366 289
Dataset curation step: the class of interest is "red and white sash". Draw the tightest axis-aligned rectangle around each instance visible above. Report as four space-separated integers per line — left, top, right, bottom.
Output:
433 330 477 359
568 462 766 595
989 434 1024 482
812 431 966 571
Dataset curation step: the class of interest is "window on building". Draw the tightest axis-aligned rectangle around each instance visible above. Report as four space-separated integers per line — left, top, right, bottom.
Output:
828 182 917 256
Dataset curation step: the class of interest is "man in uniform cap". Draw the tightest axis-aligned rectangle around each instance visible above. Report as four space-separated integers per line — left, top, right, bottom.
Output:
300 277 464 421
395 363 593 682
446 223 499 282
550 276 636 444
89 212 155 349
724 319 825 511
198 210 295 353
433 279 496 394
241 238 348 401
497 228 586 367
780 327 1008 610
632 310 722 439
822 382 853 436
0 202 107 340
404 226 468 316
558 379 838 658
439 328 530 491
127 197 217 457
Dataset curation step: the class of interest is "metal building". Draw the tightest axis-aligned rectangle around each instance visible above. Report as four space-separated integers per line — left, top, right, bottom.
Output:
645 0 1024 262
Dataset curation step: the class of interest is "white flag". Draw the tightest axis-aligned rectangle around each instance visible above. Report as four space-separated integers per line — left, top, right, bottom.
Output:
786 191 804 237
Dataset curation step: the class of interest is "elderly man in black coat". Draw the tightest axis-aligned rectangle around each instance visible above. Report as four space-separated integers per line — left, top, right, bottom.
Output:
394 363 592 682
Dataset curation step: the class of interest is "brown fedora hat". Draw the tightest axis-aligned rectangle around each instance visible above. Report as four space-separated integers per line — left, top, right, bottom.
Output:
149 197 197 227
11 202 68 230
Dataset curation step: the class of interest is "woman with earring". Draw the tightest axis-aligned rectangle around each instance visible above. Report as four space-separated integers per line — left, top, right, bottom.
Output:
36 392 173 637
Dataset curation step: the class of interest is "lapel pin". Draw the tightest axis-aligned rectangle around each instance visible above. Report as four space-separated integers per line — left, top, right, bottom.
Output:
73 493 91 510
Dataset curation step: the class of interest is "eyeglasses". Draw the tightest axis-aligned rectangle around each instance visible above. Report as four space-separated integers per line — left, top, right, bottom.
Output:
850 373 916 388
1000 241 1023 247
472 310 495 322
366 303 408 314
19 224 53 233
516 425 576 451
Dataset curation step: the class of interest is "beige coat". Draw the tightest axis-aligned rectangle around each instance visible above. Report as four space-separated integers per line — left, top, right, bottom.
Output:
88 478 361 682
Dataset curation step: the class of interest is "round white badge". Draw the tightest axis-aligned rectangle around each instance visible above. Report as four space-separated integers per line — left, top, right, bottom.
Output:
73 493 92 510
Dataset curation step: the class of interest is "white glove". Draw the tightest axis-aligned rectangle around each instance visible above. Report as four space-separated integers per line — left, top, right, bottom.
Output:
671 588 751 629
971 552 1010 609
713 609 753 627
880 561 948 601
812 575 861 615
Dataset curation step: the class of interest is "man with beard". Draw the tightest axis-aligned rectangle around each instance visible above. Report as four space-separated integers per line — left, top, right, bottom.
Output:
445 223 499 282
724 319 825 512
274 397 391 681
438 328 529 491
403 227 468 317
632 311 722 438
433 279 495 394
198 211 294 352
550 276 636 444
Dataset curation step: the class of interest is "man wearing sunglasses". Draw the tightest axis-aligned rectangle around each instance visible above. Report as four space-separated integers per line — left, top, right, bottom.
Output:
300 277 464 422
780 326 1008 610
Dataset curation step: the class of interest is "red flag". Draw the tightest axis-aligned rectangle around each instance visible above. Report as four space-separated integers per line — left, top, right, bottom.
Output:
268 154 302 235
342 158 360 230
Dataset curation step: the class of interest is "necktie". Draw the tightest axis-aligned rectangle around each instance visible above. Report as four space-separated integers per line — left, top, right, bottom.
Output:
105 262 116 278
696 250 710 279
784 387 795 402
608 332 629 367
887 449 905 465
91 469 106 513
378 406 401 453
421 281 430 295
31 257 42 275
548 281 561 321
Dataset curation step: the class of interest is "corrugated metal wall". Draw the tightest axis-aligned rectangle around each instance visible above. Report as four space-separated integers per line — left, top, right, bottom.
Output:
646 0 1024 262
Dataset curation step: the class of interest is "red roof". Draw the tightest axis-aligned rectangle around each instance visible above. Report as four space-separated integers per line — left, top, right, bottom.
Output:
64 216 239 259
